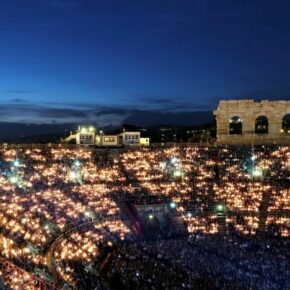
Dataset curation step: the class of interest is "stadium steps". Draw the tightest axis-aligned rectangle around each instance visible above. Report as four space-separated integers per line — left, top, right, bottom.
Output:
257 190 272 235
217 216 227 233
117 202 143 236
168 213 188 236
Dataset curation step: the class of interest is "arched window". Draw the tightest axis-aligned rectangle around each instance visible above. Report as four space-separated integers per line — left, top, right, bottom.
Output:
229 116 242 134
282 114 290 134
255 116 268 134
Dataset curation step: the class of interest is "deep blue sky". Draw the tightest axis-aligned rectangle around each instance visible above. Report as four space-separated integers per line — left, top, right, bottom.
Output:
0 0 290 125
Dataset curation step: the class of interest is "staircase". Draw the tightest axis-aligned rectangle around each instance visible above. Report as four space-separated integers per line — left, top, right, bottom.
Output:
168 213 188 236
257 190 271 235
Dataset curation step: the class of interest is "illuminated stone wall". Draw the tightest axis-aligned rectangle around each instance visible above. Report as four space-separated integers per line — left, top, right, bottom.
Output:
214 100 290 145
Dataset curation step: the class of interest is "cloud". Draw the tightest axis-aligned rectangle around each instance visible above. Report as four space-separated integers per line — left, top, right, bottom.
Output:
0 102 90 123
0 97 215 127
10 98 29 103
126 94 213 113
0 100 129 126
139 97 176 104
5 90 34 94
37 108 88 118
96 108 128 116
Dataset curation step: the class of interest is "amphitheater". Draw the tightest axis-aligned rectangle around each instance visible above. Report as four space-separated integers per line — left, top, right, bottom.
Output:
214 99 290 145
0 144 289 289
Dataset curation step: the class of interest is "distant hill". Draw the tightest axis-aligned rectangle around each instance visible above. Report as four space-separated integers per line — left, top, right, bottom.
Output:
0 122 76 142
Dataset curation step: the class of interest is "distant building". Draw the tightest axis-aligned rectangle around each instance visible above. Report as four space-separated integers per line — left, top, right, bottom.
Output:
140 137 150 146
119 131 141 146
63 126 149 147
63 125 97 146
100 135 118 146
75 126 96 146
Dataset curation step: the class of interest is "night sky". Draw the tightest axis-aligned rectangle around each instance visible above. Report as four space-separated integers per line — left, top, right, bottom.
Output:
0 0 290 126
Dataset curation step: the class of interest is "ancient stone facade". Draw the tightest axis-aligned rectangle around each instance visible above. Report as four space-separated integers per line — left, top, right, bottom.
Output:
214 100 290 145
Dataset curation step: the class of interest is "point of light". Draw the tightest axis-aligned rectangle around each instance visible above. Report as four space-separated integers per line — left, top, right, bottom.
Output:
171 157 177 164
148 214 154 220
74 160 81 167
70 171 78 179
159 161 166 170
173 169 182 178
89 126 95 132
187 212 192 218
85 211 94 218
170 202 176 209
250 155 256 161
252 167 263 177
10 176 18 184
217 204 224 211
13 159 20 167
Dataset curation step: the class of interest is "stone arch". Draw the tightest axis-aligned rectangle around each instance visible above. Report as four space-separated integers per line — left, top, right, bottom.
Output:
214 100 290 144
282 114 290 134
229 116 243 134
255 115 269 134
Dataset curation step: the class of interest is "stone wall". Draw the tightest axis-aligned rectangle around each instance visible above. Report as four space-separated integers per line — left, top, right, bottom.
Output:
213 100 290 145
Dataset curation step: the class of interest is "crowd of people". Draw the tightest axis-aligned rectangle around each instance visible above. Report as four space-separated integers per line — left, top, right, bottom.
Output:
120 145 290 237
0 146 132 288
137 235 290 290
0 144 289 289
